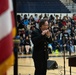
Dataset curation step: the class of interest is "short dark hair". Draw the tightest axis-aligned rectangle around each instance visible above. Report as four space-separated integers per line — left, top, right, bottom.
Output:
39 19 48 27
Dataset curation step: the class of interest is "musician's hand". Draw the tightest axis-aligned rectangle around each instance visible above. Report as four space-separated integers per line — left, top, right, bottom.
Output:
46 30 51 38
64 44 66 47
41 30 49 35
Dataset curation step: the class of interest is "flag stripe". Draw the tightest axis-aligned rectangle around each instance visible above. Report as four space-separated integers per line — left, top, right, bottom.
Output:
0 53 14 75
0 9 12 40
0 32 13 64
11 11 16 37
11 11 15 27
0 0 8 15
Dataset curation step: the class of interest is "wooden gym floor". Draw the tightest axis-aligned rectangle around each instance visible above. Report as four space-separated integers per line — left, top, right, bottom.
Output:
7 53 76 75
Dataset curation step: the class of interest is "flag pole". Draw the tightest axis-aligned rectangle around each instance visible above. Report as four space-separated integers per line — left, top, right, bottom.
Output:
12 0 19 75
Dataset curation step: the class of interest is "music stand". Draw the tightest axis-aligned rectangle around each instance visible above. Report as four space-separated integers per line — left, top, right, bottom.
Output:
67 55 76 75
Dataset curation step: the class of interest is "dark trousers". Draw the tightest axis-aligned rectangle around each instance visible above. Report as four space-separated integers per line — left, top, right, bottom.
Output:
33 58 47 75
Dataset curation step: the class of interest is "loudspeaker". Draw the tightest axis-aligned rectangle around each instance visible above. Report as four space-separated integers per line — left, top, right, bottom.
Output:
47 60 58 70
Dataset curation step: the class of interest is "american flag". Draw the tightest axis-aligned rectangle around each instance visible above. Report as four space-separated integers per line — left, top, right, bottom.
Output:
0 0 15 75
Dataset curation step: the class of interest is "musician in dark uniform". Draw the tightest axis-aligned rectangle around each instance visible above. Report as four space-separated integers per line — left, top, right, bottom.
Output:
31 19 52 75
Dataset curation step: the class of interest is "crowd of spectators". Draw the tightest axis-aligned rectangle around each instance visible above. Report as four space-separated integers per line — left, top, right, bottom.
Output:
16 13 76 54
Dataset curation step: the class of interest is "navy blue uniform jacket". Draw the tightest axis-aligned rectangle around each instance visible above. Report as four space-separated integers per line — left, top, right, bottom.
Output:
31 29 52 60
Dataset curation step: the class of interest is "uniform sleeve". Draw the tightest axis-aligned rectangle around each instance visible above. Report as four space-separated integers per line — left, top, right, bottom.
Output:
31 30 45 45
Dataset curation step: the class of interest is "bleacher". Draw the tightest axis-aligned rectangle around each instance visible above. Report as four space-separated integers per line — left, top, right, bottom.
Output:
16 0 71 13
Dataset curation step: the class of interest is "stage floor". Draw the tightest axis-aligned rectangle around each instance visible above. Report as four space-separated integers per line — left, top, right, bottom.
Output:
7 53 76 75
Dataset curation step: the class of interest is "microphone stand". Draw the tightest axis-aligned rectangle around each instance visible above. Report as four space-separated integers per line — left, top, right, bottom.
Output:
62 34 66 75
62 30 70 75
63 44 66 75
69 40 72 75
